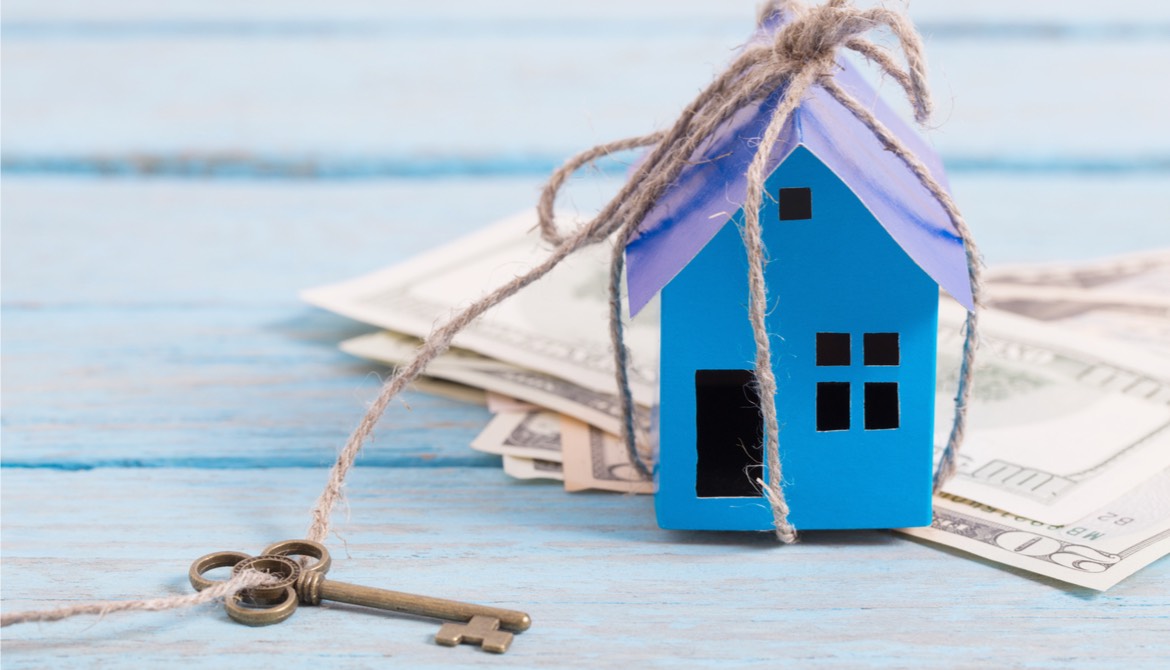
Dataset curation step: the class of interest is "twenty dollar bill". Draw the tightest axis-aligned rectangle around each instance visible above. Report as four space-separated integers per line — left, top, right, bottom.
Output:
900 467 1170 590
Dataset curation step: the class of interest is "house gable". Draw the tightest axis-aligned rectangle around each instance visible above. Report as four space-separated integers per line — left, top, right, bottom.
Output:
624 54 972 317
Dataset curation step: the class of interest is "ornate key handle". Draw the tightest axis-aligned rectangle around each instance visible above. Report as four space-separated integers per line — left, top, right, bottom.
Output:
189 539 332 626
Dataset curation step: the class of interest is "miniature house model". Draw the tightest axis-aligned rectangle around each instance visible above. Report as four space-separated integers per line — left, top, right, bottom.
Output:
624 39 974 531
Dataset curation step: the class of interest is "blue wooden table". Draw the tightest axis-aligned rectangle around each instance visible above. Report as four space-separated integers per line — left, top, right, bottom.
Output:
3 2 1169 667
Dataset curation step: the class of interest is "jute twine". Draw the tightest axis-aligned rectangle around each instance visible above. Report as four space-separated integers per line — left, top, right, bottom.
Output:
2 0 981 627
0 571 277 627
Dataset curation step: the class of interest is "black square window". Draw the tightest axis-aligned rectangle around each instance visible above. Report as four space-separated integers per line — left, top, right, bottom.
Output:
864 332 900 366
864 382 900 430
816 332 850 366
778 187 812 220
816 382 850 432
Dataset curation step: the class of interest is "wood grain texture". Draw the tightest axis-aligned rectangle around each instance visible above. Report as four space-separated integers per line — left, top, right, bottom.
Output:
4 33 1167 159
3 176 1166 307
6 0 1170 23
3 3 1169 159
3 468 1168 670
0 306 497 468
2 1 1169 667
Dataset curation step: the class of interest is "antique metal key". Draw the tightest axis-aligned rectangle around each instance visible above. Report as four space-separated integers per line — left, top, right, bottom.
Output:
190 539 531 653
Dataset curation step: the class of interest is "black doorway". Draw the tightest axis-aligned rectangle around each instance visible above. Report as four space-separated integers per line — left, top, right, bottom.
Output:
694 369 763 498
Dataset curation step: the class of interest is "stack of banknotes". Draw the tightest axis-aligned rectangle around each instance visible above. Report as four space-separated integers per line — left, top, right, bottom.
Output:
304 210 1170 591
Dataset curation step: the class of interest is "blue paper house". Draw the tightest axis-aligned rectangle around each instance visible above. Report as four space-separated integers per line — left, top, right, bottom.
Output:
623 46 974 531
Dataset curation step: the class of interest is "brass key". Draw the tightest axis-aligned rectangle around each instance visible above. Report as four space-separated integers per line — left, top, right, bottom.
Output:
190 539 531 653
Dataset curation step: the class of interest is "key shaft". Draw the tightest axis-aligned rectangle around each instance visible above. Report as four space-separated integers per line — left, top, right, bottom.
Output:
298 572 532 632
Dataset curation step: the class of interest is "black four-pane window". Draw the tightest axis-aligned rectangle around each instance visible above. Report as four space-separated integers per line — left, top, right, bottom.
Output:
815 332 901 432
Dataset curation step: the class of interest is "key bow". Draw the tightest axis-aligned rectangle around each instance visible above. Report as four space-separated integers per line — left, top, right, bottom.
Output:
189 539 332 626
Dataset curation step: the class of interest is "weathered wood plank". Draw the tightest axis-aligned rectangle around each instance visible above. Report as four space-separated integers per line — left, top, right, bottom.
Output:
0 305 493 467
3 11 1167 159
2 468 1167 669
3 175 1167 305
4 0 1169 26
0 177 566 304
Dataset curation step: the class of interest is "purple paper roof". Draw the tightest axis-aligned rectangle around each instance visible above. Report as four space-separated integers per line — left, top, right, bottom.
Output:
624 27 973 315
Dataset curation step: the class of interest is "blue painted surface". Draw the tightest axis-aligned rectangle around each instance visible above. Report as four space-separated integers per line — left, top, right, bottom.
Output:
657 147 937 531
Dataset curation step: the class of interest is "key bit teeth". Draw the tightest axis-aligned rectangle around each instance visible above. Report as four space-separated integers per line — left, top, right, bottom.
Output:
481 633 513 654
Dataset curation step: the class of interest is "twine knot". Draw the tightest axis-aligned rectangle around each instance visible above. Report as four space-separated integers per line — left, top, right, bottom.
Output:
770 1 866 70
761 0 932 124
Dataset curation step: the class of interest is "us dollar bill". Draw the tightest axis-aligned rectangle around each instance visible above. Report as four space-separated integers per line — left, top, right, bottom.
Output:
340 330 649 438
984 249 1170 357
472 407 654 493
560 416 654 494
485 393 538 413
986 294 1170 359
303 210 660 404
472 410 564 463
985 248 1170 299
898 467 1170 590
407 377 488 406
937 301 1170 524
503 455 564 481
